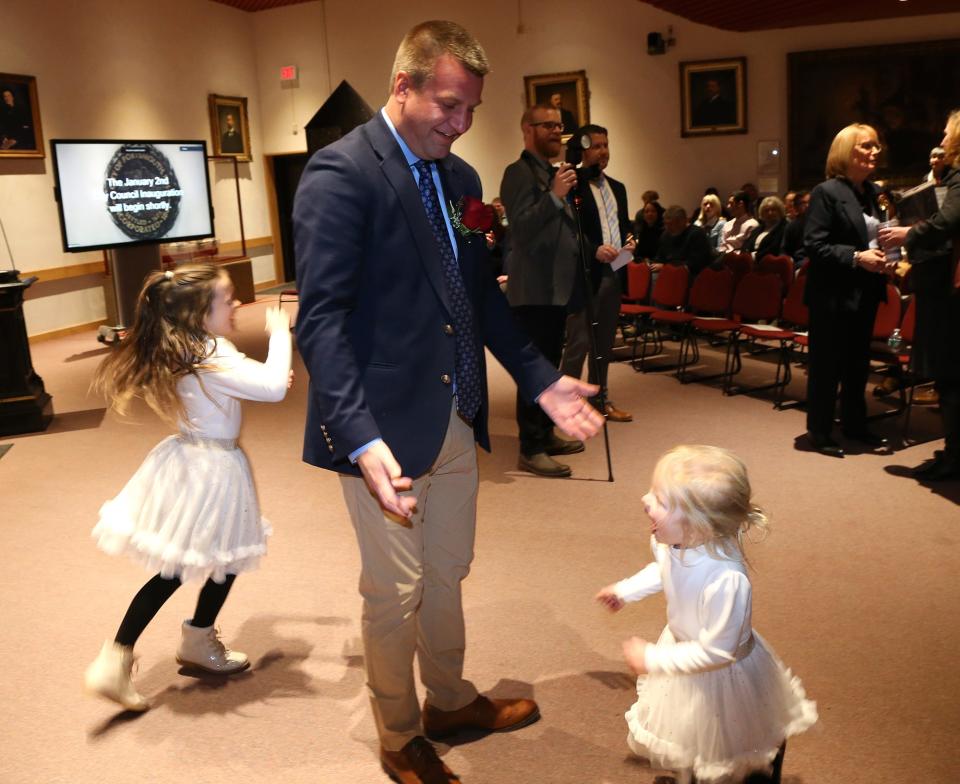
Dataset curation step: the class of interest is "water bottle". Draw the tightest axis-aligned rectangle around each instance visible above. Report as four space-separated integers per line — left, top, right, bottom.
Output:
879 208 901 263
887 328 902 351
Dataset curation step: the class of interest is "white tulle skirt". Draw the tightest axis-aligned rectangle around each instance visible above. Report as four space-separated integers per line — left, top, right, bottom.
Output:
92 434 271 583
626 628 818 783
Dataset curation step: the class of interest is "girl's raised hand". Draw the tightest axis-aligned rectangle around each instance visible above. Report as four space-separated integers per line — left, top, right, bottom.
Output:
264 306 290 335
622 636 649 676
595 585 625 612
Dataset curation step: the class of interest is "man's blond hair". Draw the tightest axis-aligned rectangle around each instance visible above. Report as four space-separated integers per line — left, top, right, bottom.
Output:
389 20 489 94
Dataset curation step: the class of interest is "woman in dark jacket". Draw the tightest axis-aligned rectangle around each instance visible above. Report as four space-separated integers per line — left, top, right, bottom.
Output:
803 123 890 456
880 109 960 479
744 195 788 260
633 200 664 261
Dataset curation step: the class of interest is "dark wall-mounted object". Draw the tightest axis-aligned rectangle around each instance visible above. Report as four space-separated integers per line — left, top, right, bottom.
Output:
647 32 666 55
305 80 375 158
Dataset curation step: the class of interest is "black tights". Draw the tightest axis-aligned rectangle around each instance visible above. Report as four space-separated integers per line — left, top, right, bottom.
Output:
114 573 236 647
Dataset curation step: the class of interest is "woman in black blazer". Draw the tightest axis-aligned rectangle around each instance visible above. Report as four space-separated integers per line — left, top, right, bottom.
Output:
880 109 960 479
743 195 788 260
803 124 891 456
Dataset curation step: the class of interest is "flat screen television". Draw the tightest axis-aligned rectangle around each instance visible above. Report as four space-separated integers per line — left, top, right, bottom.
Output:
50 139 215 253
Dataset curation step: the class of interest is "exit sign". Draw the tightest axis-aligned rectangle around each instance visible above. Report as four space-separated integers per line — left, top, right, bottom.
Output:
280 65 298 82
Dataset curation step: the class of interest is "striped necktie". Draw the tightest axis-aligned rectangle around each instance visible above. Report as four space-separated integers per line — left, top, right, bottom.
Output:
598 176 621 247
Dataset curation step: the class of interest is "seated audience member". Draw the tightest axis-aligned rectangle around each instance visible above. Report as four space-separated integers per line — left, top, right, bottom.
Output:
741 182 760 215
694 193 726 255
925 146 947 184
784 191 798 220
717 190 759 254
689 186 720 224
640 189 660 206
633 200 664 261
655 204 712 280
783 189 811 268
743 196 788 260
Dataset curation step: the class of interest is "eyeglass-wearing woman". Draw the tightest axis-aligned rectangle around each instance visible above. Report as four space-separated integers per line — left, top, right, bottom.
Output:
880 109 960 480
802 124 891 457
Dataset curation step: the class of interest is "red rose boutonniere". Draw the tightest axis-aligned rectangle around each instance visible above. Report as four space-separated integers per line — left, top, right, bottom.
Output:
449 196 494 241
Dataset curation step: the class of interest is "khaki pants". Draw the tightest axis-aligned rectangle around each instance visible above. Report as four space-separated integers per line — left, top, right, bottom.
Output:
340 403 479 751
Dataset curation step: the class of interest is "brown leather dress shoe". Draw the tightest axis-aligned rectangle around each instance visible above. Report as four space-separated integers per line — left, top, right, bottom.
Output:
422 695 540 740
912 386 939 405
380 736 460 784
604 401 633 422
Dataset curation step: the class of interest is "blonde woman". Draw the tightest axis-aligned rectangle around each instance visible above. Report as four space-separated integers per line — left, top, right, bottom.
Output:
802 123 890 457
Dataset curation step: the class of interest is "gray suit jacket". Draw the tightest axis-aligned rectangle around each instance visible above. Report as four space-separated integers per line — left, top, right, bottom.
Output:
499 150 579 307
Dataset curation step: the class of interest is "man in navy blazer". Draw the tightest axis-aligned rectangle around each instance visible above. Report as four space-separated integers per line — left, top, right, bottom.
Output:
293 20 602 784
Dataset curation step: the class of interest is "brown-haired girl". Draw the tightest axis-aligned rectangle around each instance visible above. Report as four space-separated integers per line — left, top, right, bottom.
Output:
84 264 291 711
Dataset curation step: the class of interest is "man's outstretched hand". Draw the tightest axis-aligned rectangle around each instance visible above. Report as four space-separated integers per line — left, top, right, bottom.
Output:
538 376 604 440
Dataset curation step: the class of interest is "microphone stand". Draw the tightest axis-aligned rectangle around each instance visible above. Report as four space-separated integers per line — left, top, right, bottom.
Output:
570 188 614 482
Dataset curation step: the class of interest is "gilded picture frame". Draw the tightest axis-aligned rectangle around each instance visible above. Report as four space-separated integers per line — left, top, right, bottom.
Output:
208 94 251 162
523 70 590 140
680 57 747 138
0 73 44 159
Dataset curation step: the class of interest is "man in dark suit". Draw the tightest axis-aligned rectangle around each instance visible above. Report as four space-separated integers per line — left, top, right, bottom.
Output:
500 104 586 477
549 92 577 134
293 21 602 784
655 205 713 279
220 112 243 154
560 124 635 422
691 77 735 128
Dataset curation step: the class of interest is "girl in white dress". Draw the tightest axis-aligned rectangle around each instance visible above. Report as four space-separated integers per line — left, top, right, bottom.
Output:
596 445 817 783
84 264 292 711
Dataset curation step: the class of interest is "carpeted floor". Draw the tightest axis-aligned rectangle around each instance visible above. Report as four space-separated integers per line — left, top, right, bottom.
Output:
1 295 957 784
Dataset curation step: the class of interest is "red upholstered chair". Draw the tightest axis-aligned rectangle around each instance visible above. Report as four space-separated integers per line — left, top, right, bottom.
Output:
628 263 689 371
721 252 752 288
869 289 921 435
684 271 784 397
664 266 735 383
871 283 902 341
757 254 795 296
621 261 651 304
619 261 652 357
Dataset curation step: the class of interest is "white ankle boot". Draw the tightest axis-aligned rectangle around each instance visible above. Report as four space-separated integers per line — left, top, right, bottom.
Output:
84 641 149 711
176 620 249 674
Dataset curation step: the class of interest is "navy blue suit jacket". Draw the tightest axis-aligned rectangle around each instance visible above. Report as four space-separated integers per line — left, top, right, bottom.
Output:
293 114 560 478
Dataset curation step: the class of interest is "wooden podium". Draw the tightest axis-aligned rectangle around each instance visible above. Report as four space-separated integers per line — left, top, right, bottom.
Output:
0 271 53 435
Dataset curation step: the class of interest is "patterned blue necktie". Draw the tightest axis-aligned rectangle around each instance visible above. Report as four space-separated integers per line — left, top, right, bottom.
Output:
414 160 481 422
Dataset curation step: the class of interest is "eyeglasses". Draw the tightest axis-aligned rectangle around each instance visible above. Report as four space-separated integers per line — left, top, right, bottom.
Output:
530 121 564 132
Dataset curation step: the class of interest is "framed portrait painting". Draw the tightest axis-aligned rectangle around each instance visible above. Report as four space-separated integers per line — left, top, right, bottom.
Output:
523 70 589 140
0 73 44 159
680 58 747 138
208 94 251 161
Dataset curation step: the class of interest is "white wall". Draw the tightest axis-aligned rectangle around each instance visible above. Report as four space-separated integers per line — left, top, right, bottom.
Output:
251 0 959 209
3 0 958 335
1 0 274 335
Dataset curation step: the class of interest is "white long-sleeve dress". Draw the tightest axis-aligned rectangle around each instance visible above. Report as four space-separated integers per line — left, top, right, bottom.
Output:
93 332 292 583
615 536 817 782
